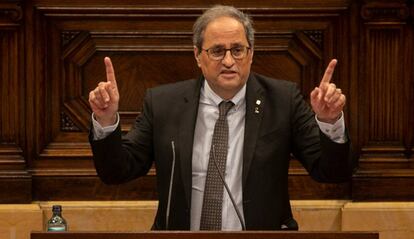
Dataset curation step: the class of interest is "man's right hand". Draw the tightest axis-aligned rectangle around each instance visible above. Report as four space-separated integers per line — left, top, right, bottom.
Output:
88 57 120 127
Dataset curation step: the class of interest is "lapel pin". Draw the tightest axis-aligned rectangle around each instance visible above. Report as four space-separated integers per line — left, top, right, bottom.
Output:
255 99 261 114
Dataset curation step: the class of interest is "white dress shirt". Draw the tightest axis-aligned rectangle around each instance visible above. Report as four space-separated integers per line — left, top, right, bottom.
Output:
190 81 246 230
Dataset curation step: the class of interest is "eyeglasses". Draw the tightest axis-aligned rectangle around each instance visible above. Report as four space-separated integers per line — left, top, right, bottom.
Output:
202 46 251 61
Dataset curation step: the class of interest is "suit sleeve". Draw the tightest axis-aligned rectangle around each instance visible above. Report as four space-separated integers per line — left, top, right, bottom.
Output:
89 90 155 184
289 84 357 183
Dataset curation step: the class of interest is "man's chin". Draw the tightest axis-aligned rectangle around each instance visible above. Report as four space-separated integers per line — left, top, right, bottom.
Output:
218 81 243 92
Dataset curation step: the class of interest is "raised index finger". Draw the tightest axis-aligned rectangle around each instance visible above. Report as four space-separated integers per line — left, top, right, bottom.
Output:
104 57 117 87
319 59 337 87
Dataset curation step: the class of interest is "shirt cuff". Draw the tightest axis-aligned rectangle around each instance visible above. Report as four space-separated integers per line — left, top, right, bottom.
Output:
315 112 347 144
91 112 120 140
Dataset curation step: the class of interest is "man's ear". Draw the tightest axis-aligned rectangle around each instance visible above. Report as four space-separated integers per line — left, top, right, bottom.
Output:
194 46 201 67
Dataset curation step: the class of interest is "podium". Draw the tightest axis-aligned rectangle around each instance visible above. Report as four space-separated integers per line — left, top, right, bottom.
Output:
31 231 379 239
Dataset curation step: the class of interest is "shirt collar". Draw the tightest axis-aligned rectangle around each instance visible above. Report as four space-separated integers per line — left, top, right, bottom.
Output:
201 79 246 112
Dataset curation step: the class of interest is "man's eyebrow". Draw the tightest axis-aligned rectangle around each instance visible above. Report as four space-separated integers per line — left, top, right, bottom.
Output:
230 43 245 47
205 42 246 49
208 44 225 49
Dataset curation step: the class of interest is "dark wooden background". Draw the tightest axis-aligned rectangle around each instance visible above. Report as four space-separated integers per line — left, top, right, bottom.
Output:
1 0 413 203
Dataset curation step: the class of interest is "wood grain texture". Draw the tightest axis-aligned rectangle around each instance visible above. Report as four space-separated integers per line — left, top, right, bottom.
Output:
0 0 413 202
0 0 31 203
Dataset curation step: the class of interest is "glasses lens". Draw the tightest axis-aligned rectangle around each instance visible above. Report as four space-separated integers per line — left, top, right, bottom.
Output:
206 46 249 60
231 46 246 59
209 47 225 59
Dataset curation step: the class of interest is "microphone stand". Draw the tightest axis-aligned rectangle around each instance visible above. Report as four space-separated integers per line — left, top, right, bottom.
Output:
212 145 246 230
166 141 176 230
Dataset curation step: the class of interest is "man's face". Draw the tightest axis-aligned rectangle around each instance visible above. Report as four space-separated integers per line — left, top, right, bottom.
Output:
194 16 253 99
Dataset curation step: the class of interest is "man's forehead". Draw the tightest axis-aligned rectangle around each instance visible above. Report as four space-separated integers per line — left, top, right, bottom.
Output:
203 16 248 46
205 16 244 33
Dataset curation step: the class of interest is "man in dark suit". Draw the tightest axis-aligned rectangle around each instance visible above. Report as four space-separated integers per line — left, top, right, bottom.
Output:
88 5 356 231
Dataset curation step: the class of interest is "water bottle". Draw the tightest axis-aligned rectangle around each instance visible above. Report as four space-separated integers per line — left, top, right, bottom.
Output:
46 205 68 232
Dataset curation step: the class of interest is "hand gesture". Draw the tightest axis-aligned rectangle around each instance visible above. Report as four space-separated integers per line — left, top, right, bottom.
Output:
88 57 120 127
310 59 346 124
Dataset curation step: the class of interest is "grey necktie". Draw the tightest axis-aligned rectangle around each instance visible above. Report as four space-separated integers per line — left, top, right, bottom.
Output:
200 101 234 230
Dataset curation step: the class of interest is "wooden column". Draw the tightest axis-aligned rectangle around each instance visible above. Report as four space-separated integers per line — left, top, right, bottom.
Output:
353 0 414 201
0 0 31 203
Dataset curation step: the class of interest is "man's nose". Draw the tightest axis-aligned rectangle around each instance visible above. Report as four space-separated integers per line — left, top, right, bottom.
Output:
221 50 235 66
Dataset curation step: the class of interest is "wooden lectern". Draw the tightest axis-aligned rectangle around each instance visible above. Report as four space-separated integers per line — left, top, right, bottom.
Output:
31 231 379 239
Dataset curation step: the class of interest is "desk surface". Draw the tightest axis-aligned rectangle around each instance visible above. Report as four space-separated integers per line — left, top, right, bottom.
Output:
31 231 380 239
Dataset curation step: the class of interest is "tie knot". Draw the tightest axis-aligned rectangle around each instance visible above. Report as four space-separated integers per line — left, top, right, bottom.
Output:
219 101 234 116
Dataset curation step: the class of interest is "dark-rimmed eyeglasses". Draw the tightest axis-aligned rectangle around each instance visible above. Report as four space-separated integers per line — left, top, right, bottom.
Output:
201 46 251 61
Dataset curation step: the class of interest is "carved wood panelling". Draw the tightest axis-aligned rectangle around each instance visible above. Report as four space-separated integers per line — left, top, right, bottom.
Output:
61 111 81 132
20 0 350 200
361 2 409 22
0 31 20 144
0 1 22 22
0 0 411 202
61 31 81 47
359 1 411 162
0 0 31 203
303 30 324 49
0 13 24 166
353 0 414 201
366 29 404 142
61 31 199 131
30 5 334 155
250 31 323 99
353 169 414 201
410 1 414 159
412 3 414 22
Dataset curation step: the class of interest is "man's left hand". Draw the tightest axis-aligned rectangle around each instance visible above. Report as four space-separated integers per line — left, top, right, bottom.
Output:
310 59 346 124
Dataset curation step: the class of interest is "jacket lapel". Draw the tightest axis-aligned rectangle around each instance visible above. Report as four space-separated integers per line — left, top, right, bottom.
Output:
178 77 202 208
243 74 265 187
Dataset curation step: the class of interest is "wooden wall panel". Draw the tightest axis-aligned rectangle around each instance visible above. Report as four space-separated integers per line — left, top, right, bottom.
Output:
353 0 414 201
410 0 414 164
0 0 413 202
411 2 414 161
0 0 31 203
21 0 352 201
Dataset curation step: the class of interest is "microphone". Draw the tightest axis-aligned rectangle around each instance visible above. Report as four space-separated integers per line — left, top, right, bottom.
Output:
212 145 246 230
166 141 176 230
281 217 299 230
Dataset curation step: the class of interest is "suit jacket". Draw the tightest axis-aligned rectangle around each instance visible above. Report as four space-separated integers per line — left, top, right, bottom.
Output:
90 72 356 230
